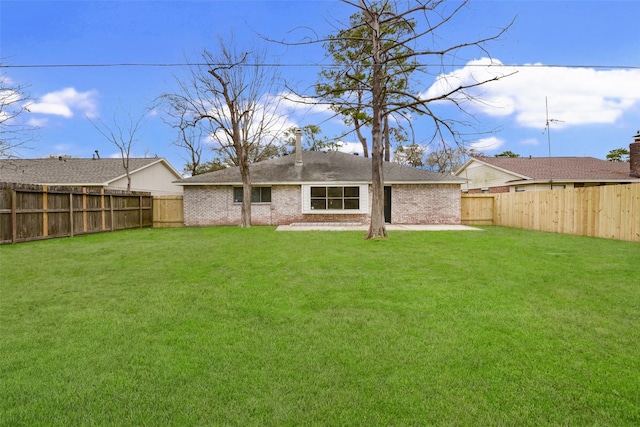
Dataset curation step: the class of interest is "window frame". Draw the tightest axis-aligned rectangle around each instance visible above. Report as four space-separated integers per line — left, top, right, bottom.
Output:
233 186 272 204
302 184 368 214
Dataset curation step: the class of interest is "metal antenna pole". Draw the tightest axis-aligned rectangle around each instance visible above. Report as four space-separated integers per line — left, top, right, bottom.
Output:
544 97 564 188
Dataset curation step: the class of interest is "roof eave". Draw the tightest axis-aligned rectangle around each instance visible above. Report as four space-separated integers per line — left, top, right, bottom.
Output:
457 157 532 180
509 178 640 185
177 179 464 186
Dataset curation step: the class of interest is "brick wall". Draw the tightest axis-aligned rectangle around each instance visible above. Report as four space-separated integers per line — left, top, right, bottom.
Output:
183 186 233 226
184 183 461 226
392 184 461 224
630 142 640 178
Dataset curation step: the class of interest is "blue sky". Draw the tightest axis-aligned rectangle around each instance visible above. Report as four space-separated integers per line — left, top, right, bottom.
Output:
2 0 639 172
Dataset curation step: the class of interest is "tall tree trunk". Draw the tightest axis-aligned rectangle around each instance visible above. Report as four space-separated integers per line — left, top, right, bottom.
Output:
365 10 387 239
235 130 251 227
383 114 390 162
239 163 251 227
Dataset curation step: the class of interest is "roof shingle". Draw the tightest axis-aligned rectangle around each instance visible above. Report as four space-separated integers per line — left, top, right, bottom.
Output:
470 156 633 181
0 158 173 185
177 151 464 185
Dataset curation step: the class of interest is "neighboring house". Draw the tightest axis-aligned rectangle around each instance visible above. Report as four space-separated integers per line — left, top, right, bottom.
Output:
455 136 640 193
0 157 183 195
176 150 465 226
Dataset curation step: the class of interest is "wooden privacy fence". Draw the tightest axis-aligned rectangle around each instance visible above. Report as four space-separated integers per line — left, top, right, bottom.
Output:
0 182 152 244
153 195 184 228
461 184 640 242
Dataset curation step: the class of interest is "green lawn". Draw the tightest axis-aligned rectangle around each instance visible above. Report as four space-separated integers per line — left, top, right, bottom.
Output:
1 226 639 426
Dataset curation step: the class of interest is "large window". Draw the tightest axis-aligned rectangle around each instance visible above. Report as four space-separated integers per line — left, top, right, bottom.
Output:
310 186 360 210
233 186 271 203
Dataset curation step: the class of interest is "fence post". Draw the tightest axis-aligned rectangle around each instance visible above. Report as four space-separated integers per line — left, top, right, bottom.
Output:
10 189 17 243
110 195 114 231
42 185 49 237
82 187 88 233
139 195 143 228
69 193 74 237
100 188 106 231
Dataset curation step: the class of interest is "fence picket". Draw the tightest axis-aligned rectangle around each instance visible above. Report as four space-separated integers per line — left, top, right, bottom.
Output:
462 184 640 242
0 182 152 244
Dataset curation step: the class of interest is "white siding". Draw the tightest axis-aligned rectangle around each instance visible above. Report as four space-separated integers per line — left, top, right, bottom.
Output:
108 162 183 195
460 162 522 191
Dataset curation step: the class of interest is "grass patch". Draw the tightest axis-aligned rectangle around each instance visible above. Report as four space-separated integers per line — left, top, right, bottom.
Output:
1 226 639 425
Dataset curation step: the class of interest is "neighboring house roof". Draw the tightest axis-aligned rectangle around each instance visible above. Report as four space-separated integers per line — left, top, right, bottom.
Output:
177 151 465 185
456 156 637 184
0 157 183 186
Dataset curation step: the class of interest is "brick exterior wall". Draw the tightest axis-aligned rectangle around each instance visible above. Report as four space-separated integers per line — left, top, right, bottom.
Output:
630 141 640 178
183 183 461 226
391 184 461 224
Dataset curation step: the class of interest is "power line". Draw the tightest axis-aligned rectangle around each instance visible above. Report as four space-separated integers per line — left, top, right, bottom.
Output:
2 62 639 70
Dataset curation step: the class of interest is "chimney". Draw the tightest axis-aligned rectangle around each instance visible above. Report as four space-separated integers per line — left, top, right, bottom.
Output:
294 128 303 167
630 130 640 178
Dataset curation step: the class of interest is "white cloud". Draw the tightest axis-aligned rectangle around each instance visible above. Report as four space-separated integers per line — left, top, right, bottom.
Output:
469 136 505 153
422 58 640 129
335 141 364 155
25 88 99 119
201 96 299 150
27 117 49 127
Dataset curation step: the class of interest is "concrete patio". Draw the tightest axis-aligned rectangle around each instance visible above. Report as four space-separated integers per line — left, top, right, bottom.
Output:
276 223 481 231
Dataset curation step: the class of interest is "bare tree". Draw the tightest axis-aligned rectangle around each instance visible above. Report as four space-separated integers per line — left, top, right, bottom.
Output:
88 103 149 190
0 71 36 158
324 0 513 238
424 145 477 173
161 37 285 227
393 142 426 167
168 105 208 176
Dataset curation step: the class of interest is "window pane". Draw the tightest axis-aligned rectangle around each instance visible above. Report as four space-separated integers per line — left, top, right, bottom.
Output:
311 199 326 210
328 198 343 209
344 186 359 197
261 187 271 202
233 187 243 203
344 199 359 210
327 186 342 197
251 187 261 202
311 187 326 197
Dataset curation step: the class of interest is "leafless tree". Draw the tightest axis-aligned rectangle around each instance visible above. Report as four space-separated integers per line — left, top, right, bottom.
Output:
424 145 478 174
0 70 36 158
166 104 208 176
161 37 286 227
88 103 150 191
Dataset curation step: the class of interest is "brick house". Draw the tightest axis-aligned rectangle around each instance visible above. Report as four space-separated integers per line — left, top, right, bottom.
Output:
177 150 465 227
455 133 640 193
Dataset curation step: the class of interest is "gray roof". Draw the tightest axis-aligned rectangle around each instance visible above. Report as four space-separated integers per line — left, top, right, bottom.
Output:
0 157 181 185
177 151 464 185
459 156 636 182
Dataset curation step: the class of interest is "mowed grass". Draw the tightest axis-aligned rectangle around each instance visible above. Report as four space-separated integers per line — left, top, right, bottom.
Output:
1 226 639 426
